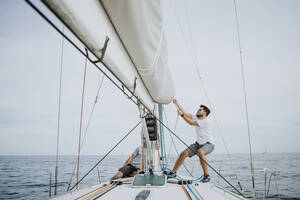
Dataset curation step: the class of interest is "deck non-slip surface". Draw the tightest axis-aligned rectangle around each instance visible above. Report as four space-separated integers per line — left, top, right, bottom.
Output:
51 177 246 200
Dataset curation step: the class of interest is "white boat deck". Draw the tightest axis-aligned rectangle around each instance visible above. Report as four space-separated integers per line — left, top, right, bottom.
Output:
50 176 246 200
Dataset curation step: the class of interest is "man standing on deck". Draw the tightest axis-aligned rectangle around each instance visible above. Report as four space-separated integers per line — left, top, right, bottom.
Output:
111 146 142 180
168 99 214 183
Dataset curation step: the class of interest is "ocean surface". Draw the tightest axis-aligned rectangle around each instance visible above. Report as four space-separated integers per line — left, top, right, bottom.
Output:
0 153 299 199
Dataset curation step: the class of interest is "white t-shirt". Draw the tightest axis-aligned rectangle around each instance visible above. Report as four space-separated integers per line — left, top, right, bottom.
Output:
130 146 142 168
192 115 214 145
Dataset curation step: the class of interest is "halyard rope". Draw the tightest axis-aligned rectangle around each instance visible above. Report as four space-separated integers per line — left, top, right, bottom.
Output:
233 0 256 198
25 1 244 197
66 71 106 191
54 26 65 196
169 0 244 191
76 56 88 189
163 109 194 177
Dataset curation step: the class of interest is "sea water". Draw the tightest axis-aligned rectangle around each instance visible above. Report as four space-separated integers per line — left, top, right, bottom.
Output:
0 153 299 199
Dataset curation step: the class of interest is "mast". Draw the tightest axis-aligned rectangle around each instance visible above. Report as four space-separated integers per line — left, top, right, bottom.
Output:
158 104 166 169
138 101 154 171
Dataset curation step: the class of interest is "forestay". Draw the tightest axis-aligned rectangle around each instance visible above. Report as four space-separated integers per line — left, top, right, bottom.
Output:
42 0 175 110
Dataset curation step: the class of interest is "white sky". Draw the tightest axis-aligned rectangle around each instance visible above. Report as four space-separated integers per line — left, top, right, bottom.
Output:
0 0 299 155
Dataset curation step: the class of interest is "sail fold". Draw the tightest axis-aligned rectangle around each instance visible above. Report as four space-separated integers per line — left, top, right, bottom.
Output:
42 0 174 109
101 0 175 104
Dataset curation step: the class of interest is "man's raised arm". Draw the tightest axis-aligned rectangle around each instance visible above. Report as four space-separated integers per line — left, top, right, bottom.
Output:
123 154 135 167
173 99 193 120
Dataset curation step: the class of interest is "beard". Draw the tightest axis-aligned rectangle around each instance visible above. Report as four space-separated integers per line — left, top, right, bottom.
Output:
196 114 203 118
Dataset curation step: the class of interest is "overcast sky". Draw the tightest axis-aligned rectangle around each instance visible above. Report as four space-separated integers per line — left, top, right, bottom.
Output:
0 0 299 156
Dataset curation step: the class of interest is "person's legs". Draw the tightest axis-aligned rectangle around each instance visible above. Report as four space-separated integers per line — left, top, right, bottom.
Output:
111 171 124 180
111 165 134 180
172 150 190 172
197 143 214 182
172 143 198 173
128 168 143 177
197 149 208 175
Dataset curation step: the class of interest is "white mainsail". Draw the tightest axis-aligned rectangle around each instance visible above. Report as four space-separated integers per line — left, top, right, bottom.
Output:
42 0 175 110
101 0 174 104
35 1 247 200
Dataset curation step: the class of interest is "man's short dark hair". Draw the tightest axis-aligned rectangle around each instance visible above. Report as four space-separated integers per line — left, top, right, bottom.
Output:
200 105 210 116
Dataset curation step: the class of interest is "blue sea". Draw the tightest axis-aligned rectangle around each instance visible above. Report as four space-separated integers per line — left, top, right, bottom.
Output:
0 153 299 199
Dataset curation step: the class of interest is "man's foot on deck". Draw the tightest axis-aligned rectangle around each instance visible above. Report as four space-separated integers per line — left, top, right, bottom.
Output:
166 171 177 178
201 174 210 183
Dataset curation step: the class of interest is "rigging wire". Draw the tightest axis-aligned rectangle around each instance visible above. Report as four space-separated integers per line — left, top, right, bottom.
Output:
233 0 256 198
69 121 141 191
24 0 140 109
168 0 202 80
54 26 65 196
97 165 101 184
66 71 106 191
154 113 246 198
25 1 245 196
163 109 194 177
81 70 106 146
76 56 88 189
166 113 179 159
24 1 112 192
169 0 244 191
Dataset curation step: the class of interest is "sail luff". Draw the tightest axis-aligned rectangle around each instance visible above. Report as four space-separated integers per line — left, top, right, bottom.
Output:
41 0 155 110
41 0 175 110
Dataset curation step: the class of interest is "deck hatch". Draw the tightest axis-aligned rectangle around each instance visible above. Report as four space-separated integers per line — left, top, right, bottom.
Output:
132 174 166 187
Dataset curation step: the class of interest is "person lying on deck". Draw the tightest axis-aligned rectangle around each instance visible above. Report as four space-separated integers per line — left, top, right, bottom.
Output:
111 146 143 180
167 99 214 183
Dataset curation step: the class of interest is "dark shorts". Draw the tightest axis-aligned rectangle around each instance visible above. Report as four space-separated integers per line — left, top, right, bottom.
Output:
185 142 214 157
119 164 139 177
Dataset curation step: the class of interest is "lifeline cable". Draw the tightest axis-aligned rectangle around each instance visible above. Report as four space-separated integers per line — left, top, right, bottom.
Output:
70 121 141 191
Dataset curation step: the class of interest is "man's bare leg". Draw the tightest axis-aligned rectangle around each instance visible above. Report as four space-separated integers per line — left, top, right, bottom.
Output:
111 171 123 180
197 149 208 175
129 169 143 177
172 150 190 172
